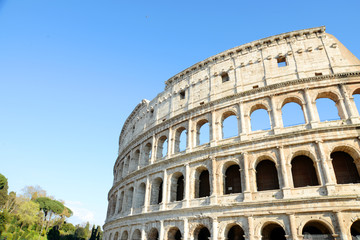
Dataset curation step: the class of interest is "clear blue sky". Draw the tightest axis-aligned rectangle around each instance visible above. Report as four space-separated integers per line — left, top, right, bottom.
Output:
1 0 359 227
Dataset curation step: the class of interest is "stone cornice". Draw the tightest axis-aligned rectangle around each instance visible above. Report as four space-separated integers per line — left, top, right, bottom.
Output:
117 71 360 162
164 26 326 89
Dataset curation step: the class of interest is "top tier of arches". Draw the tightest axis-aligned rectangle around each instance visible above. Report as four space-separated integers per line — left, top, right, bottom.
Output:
118 27 360 151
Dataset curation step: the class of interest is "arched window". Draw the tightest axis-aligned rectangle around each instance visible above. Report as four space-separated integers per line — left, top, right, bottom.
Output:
125 187 134 211
119 162 124 180
331 151 360 184
291 155 319 188
117 191 124 214
281 102 305 127
148 228 159 240
197 120 210 146
302 221 332 239
123 156 130 176
121 231 128 240
227 225 245 240
170 173 184 202
222 113 238 139
114 232 119 240
157 136 168 159
352 90 360 116
261 223 286 240
221 72 230 83
224 165 242 194
256 160 279 191
134 183 146 208
130 149 140 172
175 127 187 153
351 220 360 239
131 229 141 240
316 98 340 122
141 142 151 167
251 108 271 131
168 227 182 240
198 170 210 198
151 178 163 205
196 227 211 240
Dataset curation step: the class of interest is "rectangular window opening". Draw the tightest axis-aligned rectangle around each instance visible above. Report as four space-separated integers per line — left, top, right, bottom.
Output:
315 72 323 76
277 56 287 67
180 90 185 100
200 101 205 105
221 73 230 83
253 85 259 89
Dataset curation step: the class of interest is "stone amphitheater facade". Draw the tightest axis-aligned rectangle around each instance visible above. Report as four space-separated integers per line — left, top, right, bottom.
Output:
104 27 360 240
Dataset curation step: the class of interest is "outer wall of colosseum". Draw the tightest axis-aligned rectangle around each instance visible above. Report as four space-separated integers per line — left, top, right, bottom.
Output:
104 26 360 240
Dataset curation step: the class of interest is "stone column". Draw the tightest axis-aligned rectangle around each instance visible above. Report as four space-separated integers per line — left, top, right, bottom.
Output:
210 111 218 147
160 220 164 240
277 146 291 198
168 128 173 158
161 169 168 210
114 192 120 215
336 97 349 120
212 217 219 240
131 183 137 215
150 134 156 164
187 118 194 151
184 218 189 240
288 214 298 240
339 84 358 123
315 140 336 194
270 95 282 133
144 176 150 213
247 216 255 240
210 157 218 204
303 88 318 127
335 211 349 240
301 103 310 124
141 225 146 240
242 152 252 201
238 102 248 140
185 163 191 207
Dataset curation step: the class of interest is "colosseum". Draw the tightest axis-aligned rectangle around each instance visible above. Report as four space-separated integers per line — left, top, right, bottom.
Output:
104 26 360 240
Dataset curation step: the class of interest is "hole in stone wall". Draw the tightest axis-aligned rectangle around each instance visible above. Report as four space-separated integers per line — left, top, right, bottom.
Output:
180 90 185 100
221 72 230 83
253 85 259 89
315 72 323 76
277 56 287 67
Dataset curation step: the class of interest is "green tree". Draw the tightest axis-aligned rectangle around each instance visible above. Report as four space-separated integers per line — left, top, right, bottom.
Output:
0 211 10 236
35 197 65 236
0 173 8 209
21 185 47 200
89 225 96 240
16 199 40 229
47 226 60 240
74 227 87 240
4 191 16 213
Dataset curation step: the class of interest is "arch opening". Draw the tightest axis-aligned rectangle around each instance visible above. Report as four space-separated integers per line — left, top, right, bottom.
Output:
291 155 319 188
224 165 242 194
131 229 141 240
168 227 182 240
256 160 279 191
148 228 159 240
117 191 124 214
157 136 168 159
351 220 360 238
331 151 360 184
197 120 210 146
170 173 184 202
142 142 152 167
251 108 271 131
121 231 128 240
227 225 245 240
282 102 305 127
175 127 187 153
135 183 146 208
316 98 341 122
222 113 238 139
261 223 286 240
196 226 211 240
198 170 210 198
302 221 333 239
150 178 163 205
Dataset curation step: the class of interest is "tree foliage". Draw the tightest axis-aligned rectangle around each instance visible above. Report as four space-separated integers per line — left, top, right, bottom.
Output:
0 173 8 208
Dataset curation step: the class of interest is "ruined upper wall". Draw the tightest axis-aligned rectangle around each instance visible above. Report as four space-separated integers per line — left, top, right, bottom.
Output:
118 26 360 154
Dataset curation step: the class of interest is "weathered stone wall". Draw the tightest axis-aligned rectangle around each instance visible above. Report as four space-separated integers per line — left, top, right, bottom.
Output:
105 27 360 240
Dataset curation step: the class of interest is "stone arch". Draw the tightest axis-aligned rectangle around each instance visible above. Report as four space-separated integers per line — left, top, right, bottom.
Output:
117 190 124 214
224 223 245 240
109 233 113 240
134 182 146 208
196 119 210 146
280 96 306 127
141 142 152 167
330 144 360 165
194 225 211 240
150 177 163 205
114 232 119 240
167 227 182 240
300 219 334 239
351 219 360 238
125 187 134 211
351 88 360 116
260 222 286 240
121 231 128 240
330 150 360 184
255 159 280 191
157 135 168 159
221 110 238 139
130 149 140 172
291 155 319 188
123 156 130 176
194 166 210 198
174 126 187 153
131 229 141 240
315 91 344 121
170 172 185 202
224 163 242 195
148 228 159 240
249 103 271 131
